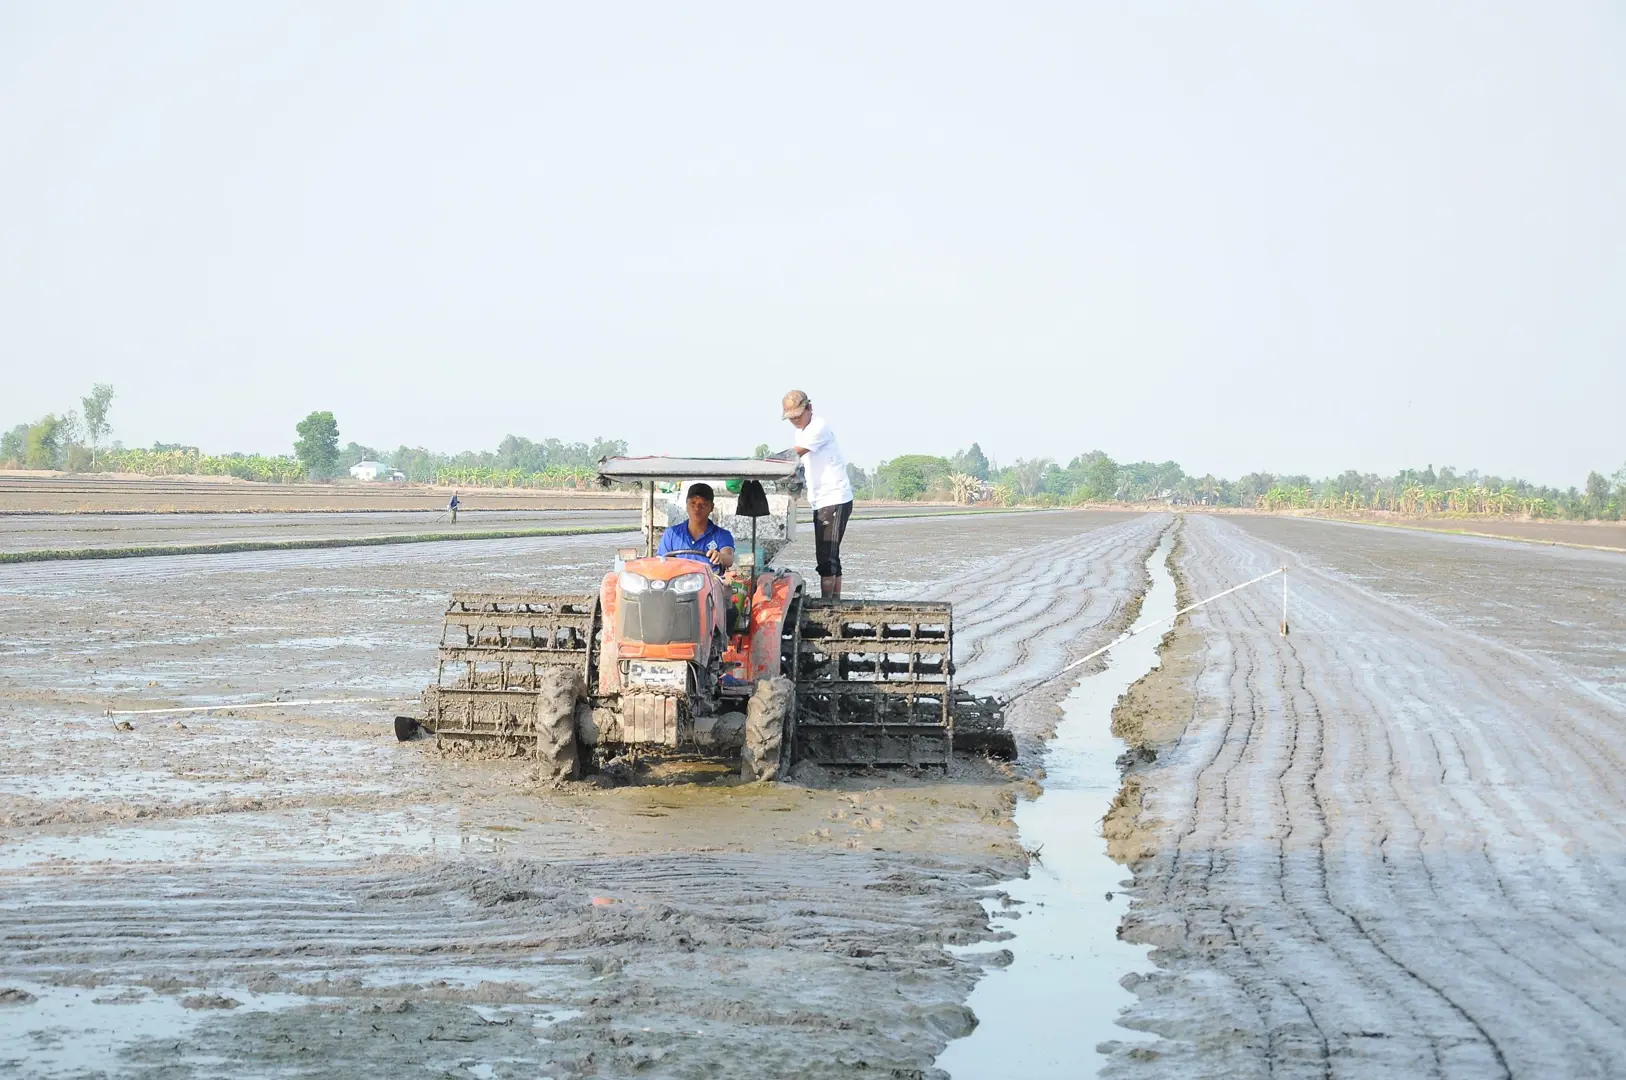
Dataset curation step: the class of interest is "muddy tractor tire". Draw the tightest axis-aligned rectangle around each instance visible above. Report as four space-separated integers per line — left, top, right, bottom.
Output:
535 668 584 781
742 676 793 782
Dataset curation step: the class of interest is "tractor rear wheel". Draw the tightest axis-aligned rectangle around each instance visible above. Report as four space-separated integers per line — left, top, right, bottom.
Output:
741 676 792 781
535 668 584 780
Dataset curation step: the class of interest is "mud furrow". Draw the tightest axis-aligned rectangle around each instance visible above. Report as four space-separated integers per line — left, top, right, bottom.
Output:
937 517 1165 701
1203 520 1593 1066
0 508 1160 1078
1107 514 1626 1079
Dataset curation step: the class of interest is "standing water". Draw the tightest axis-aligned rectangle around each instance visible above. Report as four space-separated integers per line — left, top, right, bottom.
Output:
936 529 1175 1078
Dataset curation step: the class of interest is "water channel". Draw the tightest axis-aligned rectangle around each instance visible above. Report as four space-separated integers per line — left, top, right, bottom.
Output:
936 528 1175 1077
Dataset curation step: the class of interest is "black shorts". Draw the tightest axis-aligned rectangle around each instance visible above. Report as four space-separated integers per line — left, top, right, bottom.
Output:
813 501 853 578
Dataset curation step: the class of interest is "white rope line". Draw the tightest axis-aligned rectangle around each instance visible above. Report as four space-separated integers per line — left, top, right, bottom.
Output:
1003 566 1285 705
105 696 413 717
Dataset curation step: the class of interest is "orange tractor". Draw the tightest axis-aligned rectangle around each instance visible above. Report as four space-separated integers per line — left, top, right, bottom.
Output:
397 456 1010 779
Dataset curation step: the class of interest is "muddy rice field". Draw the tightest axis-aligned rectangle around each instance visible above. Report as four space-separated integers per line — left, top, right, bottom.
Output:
0 474 638 515
2 508 1623 1078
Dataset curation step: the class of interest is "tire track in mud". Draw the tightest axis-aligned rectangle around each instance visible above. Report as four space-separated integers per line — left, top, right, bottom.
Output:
1107 514 1626 1079
2 854 996 981
1331 602 1626 1007
0 510 1165 1077
1190 523 1580 1073
0 853 1004 1077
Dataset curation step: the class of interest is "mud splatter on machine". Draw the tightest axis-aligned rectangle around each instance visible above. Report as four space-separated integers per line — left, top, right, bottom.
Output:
397 456 1011 779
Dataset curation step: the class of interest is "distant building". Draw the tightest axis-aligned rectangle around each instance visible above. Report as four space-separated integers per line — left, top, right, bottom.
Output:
349 460 393 481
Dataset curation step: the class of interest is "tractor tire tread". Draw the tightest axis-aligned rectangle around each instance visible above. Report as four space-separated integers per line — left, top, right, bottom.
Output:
741 676 792 782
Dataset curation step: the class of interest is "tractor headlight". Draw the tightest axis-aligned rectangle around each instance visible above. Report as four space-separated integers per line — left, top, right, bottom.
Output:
619 571 648 595
671 572 706 594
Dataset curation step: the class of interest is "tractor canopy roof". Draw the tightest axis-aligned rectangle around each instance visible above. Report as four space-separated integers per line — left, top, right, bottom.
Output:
597 455 799 484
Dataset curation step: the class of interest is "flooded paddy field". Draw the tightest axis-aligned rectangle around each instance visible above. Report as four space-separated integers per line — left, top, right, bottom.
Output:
1303 512 1626 552
0 507 1160 1077
0 501 1065 556
1105 514 1626 1078
9 505 1616 1077
0 509 636 554
0 474 638 515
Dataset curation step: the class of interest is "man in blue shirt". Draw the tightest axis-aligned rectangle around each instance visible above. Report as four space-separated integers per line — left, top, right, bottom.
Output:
657 483 735 570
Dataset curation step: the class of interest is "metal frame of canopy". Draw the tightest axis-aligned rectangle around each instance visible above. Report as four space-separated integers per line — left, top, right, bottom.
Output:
596 455 799 483
596 455 800 557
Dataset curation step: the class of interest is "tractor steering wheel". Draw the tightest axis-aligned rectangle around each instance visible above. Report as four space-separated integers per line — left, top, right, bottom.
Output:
661 547 720 565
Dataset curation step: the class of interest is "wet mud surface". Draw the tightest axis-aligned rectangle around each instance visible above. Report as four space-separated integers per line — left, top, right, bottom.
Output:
0 510 637 553
0 474 637 515
1104 514 1626 1078
939 529 1175 1078
0 508 1156 1077
0 502 1073 556
1303 512 1626 551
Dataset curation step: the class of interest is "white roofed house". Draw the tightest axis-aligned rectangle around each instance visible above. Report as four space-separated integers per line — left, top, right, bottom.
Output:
348 460 392 481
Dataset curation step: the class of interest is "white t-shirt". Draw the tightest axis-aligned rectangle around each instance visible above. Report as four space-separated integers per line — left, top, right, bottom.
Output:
795 414 854 510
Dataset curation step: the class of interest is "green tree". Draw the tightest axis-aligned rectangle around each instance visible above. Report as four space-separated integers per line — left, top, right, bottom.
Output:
1234 472 1276 507
877 455 950 500
586 437 629 463
1585 471 1610 508
390 445 448 482
494 435 547 472
1009 457 1053 497
1083 452 1119 500
753 443 772 460
951 443 990 481
0 423 27 466
846 462 870 498
340 441 385 467
294 411 340 477
25 415 64 469
81 384 114 458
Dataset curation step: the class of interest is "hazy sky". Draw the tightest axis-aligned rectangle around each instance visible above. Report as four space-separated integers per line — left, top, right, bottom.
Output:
3 3 1621 484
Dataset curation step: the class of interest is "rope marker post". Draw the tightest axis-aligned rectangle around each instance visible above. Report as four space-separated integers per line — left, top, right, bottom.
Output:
1281 568 1289 636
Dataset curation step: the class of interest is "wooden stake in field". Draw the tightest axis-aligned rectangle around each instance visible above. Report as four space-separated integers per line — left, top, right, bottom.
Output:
1280 568 1289 636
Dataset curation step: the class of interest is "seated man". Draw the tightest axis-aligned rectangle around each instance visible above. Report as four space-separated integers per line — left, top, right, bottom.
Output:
657 483 735 571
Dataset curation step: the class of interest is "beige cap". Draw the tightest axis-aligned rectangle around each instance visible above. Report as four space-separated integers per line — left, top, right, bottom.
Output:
781 389 810 420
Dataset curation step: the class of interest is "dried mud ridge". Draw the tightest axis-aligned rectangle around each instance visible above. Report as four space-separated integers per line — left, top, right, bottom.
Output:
1099 514 1626 1079
0 510 1166 1077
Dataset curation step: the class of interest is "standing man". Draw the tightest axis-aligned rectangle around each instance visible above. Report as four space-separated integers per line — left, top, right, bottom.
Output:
782 389 853 599
447 490 460 524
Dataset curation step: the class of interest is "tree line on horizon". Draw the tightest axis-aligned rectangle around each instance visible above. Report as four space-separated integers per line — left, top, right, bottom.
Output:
4 390 1622 520
856 445 1626 522
0 392 627 489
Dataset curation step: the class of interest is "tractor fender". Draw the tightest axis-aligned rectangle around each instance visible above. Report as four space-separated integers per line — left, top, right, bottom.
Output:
746 572 801 680
597 571 621 695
